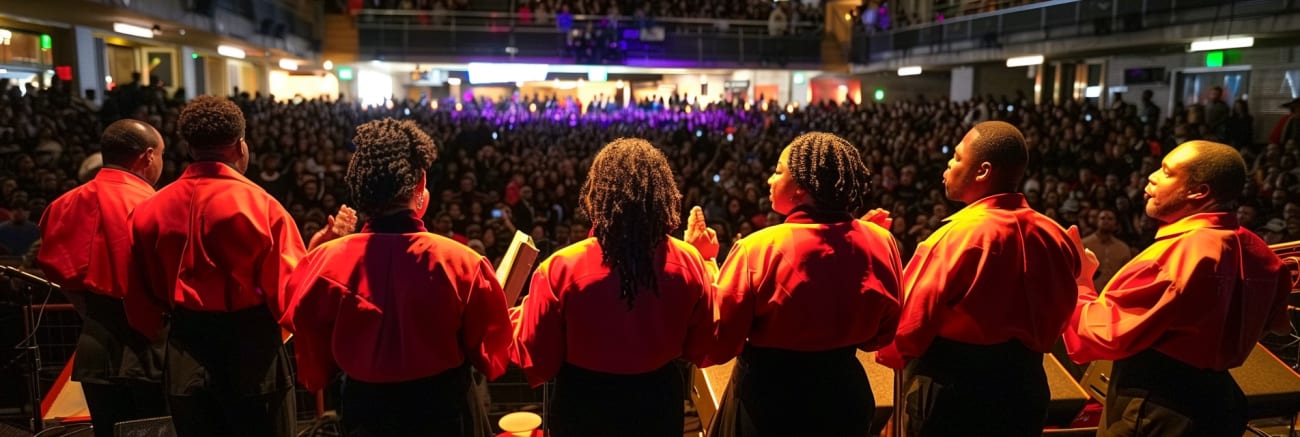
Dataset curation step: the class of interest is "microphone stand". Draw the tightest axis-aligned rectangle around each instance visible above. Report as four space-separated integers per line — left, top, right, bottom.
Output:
2 265 59 434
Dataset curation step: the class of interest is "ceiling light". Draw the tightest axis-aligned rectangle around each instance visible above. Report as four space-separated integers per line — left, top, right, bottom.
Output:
217 45 245 59
278 59 298 71
113 23 154 39
322 60 334 71
897 66 922 76
1189 37 1254 52
1006 55 1044 67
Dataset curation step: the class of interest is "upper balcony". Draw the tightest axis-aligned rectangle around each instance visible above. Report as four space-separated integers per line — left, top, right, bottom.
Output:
353 9 825 68
851 0 1300 70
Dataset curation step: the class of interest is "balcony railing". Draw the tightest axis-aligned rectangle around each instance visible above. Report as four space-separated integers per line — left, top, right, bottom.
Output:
852 0 1300 64
85 0 321 55
356 9 824 67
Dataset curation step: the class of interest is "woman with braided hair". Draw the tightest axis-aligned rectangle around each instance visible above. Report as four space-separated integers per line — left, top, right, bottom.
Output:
511 138 715 436
283 118 512 436
687 131 903 436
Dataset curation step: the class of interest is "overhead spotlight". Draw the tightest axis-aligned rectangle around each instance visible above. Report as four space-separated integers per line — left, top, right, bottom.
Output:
278 59 299 71
447 77 462 86
897 66 922 76
322 60 334 71
113 23 154 39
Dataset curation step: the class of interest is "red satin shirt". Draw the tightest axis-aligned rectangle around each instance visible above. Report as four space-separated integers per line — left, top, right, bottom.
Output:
38 168 154 297
1064 213 1291 370
878 193 1081 369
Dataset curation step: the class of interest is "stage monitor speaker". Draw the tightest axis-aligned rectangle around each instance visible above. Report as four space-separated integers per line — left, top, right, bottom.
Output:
112 417 174 437
1079 344 1300 419
692 351 1088 436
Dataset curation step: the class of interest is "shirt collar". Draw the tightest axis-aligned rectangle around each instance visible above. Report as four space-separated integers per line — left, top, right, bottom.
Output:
180 161 257 186
944 192 1029 223
784 205 854 225
362 210 428 234
95 167 155 193
1155 212 1237 240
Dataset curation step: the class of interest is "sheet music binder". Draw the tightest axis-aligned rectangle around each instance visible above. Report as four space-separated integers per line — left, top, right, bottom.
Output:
496 230 540 306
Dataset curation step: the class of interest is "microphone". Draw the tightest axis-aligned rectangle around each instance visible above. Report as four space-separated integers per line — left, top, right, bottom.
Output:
0 265 58 289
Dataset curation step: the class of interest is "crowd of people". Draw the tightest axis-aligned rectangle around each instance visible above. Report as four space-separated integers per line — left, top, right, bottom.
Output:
353 0 822 23
0 78 1291 270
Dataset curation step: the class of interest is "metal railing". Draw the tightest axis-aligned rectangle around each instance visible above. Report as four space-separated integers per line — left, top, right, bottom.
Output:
852 0 1300 64
355 9 824 66
85 0 322 54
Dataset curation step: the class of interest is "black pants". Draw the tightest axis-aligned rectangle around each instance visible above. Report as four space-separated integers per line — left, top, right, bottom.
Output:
550 362 683 437
715 345 872 437
340 365 487 437
901 338 1047 437
165 307 295 437
1100 349 1246 437
81 381 168 437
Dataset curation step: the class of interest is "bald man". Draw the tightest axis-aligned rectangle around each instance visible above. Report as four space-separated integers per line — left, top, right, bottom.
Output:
1065 141 1291 437
37 119 167 437
878 121 1083 436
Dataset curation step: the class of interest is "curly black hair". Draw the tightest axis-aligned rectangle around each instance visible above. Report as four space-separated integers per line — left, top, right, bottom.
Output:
177 95 245 151
580 138 682 310
785 132 872 213
345 118 438 216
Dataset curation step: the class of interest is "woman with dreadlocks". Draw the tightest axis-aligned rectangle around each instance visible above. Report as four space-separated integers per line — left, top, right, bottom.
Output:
283 119 512 436
687 132 903 436
511 138 715 436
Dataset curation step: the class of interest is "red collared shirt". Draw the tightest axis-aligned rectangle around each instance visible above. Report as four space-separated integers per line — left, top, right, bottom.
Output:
511 237 714 387
38 168 155 297
708 209 903 366
126 162 306 338
284 212 512 391
1064 213 1291 370
878 193 1081 369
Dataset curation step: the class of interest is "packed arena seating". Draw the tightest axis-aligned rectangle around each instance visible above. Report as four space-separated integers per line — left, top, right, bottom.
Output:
357 0 824 22
0 78 1278 267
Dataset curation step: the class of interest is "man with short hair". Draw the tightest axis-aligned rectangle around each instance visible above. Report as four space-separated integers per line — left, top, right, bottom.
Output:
125 96 354 437
1081 209 1132 288
1065 141 1291 436
879 121 1083 436
36 119 167 437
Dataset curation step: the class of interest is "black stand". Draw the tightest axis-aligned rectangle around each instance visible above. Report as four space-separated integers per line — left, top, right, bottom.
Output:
2 265 58 434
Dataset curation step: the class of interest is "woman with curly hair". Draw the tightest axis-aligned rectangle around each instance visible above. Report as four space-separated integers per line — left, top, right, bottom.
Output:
283 118 512 436
688 132 904 436
512 138 715 436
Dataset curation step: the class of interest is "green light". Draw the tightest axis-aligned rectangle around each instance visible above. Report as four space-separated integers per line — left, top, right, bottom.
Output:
1205 51 1224 67
874 89 885 101
337 66 354 81
39 34 51 50
191 52 199 59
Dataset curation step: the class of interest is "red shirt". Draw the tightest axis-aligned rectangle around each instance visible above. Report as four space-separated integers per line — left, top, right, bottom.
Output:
37 168 154 297
126 162 306 338
512 237 714 387
878 193 1081 369
1064 213 1291 371
284 212 512 391
708 209 903 366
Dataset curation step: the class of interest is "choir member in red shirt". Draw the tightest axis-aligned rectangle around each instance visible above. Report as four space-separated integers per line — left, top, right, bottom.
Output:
689 132 903 436
1065 141 1291 437
512 138 715 436
284 119 512 436
876 121 1082 437
125 96 355 437
36 120 168 437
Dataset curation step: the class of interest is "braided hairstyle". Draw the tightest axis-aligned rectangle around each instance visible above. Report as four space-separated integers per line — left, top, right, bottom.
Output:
784 132 872 213
580 138 682 310
345 118 437 216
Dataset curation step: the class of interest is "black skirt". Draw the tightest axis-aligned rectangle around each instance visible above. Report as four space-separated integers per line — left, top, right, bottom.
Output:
1099 349 1246 437
549 362 684 437
900 337 1047 437
713 345 873 437
340 364 490 437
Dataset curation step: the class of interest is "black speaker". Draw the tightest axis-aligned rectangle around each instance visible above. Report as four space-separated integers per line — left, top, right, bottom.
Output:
1080 344 1300 420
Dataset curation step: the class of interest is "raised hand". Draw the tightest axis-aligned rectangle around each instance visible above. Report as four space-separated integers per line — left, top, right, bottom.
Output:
308 204 359 250
860 208 892 230
684 206 720 261
1067 225 1100 291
